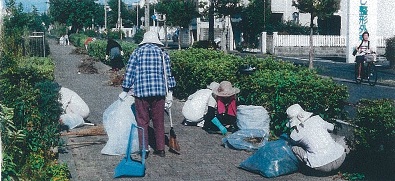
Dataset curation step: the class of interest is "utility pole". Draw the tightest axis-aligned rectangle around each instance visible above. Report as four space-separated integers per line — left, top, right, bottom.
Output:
118 0 122 39
145 0 150 31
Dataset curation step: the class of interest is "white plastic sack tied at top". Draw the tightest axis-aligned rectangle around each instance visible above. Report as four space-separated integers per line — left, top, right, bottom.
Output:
101 96 139 155
182 89 213 122
236 105 270 139
59 87 90 129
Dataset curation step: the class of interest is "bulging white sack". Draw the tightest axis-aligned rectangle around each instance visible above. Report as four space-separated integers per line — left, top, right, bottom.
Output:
101 96 139 155
237 105 271 137
59 87 90 119
60 113 85 129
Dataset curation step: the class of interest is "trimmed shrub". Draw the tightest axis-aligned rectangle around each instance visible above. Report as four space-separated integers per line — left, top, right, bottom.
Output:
385 36 395 69
88 39 138 65
350 99 395 179
133 29 145 44
0 55 67 180
170 48 348 135
69 33 88 48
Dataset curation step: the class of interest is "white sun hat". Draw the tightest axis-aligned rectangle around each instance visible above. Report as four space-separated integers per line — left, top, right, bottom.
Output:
286 104 313 128
139 31 164 46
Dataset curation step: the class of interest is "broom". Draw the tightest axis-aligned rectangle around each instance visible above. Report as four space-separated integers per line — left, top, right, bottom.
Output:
162 51 180 154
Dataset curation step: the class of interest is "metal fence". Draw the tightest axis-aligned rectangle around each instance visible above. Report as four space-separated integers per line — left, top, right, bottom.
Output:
26 32 46 57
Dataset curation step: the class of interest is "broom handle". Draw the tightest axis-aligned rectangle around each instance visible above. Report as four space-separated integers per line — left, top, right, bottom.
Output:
162 51 173 128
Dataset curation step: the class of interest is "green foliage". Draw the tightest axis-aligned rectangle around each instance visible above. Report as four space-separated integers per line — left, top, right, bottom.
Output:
82 29 97 37
292 0 341 20
385 36 395 69
0 55 67 180
170 48 348 135
351 99 395 179
192 40 218 49
87 39 138 65
49 0 101 32
133 29 145 44
241 0 270 45
69 33 89 48
155 0 200 28
107 30 125 40
267 21 316 35
341 172 366 181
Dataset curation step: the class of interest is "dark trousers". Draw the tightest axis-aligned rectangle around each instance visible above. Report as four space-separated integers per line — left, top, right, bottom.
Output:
203 106 236 130
134 96 165 151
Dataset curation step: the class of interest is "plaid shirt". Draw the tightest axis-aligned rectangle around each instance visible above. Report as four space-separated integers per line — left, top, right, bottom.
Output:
122 43 176 98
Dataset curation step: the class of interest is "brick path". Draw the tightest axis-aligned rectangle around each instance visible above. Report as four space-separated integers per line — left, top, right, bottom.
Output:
51 39 340 181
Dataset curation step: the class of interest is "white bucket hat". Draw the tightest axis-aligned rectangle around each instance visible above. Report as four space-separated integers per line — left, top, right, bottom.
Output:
213 81 240 97
207 82 220 90
286 104 313 128
139 31 164 46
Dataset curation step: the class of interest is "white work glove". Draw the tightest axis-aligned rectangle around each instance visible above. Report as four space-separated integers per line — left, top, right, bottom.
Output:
165 91 173 109
105 55 109 60
120 51 124 56
119 91 128 101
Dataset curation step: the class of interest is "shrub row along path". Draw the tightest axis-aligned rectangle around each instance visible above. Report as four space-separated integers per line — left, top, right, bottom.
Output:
50 39 344 181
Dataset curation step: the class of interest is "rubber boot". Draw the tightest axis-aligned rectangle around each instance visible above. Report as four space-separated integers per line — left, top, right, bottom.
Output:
211 117 227 135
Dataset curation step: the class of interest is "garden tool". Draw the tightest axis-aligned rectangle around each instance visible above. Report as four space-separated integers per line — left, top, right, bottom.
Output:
168 107 180 154
114 124 146 178
162 51 180 154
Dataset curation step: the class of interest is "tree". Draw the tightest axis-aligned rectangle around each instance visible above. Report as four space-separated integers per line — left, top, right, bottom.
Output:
107 0 132 29
156 0 199 49
292 0 340 69
207 0 242 44
241 0 270 47
49 0 101 33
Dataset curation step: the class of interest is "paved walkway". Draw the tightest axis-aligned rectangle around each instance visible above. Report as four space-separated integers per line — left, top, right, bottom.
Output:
52 39 341 181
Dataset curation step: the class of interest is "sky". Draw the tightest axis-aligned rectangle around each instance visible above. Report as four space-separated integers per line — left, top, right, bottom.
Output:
2 0 140 13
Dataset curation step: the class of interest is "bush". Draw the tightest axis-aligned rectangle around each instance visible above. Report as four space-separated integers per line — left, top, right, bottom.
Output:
350 99 395 179
107 30 125 40
170 48 348 135
192 40 218 49
0 55 68 180
133 29 145 44
88 39 138 66
69 33 88 48
385 36 395 69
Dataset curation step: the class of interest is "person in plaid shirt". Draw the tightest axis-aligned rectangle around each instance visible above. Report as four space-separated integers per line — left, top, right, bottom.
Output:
121 31 176 158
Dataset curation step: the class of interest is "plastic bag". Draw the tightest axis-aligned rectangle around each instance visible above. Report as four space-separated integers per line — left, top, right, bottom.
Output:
59 87 90 119
236 105 270 138
101 96 139 155
60 113 85 129
182 89 212 122
239 135 299 178
222 129 266 151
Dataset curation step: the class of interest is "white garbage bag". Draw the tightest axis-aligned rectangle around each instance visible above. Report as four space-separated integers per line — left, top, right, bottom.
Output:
237 105 271 138
60 113 85 129
59 87 90 119
101 96 139 155
182 89 212 122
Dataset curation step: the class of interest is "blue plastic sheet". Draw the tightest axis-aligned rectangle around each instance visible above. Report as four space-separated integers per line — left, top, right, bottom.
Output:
239 135 299 178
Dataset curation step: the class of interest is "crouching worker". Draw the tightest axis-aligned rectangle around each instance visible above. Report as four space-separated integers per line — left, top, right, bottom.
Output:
203 81 239 135
286 104 346 172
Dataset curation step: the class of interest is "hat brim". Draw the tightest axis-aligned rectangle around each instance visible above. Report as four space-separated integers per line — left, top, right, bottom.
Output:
139 40 164 46
287 111 313 127
213 87 240 97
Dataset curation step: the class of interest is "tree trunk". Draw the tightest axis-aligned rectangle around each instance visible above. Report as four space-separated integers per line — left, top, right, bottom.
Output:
208 0 214 44
164 21 168 48
309 14 315 69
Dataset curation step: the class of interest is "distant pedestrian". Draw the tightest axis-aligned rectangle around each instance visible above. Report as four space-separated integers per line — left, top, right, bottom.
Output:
106 38 124 71
84 37 96 51
121 31 175 158
59 35 65 46
286 104 346 172
64 34 69 46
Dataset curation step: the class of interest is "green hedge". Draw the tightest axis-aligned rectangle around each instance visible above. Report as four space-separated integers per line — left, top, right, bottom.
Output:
87 39 138 65
350 99 395 179
69 33 88 48
0 55 68 180
170 48 348 135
